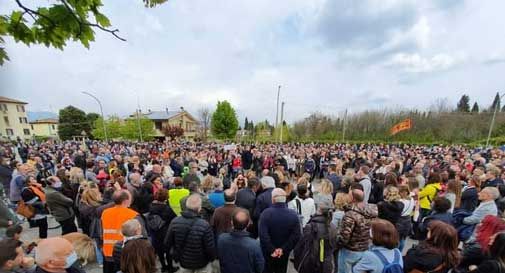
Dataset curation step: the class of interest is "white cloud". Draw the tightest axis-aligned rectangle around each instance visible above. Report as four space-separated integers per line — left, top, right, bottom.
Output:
387 52 464 73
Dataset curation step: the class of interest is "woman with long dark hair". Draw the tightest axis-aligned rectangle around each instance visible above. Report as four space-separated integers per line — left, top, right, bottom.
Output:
120 239 157 273
404 220 460 272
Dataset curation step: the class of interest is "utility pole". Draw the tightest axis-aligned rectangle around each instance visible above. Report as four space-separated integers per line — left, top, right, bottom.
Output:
275 85 281 132
486 92 505 148
280 102 285 143
342 108 348 143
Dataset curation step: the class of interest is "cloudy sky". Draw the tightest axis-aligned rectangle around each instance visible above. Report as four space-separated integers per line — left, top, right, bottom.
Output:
2 0 505 124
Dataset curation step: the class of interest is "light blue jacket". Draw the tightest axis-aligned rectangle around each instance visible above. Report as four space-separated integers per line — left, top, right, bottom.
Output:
353 246 403 273
463 200 497 225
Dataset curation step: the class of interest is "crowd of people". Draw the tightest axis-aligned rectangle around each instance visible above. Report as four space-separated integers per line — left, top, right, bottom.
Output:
2 140 505 273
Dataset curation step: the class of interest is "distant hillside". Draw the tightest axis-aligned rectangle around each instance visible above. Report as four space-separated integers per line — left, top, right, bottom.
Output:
27 111 58 122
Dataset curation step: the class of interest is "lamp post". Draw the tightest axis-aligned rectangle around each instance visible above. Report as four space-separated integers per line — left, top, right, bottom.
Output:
133 91 143 142
486 92 505 148
82 91 108 142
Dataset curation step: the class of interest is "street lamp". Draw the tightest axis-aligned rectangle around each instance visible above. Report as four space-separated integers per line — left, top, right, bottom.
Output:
133 91 143 142
486 92 505 148
82 91 108 142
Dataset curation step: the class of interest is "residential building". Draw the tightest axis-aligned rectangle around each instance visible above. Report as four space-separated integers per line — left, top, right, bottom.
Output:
136 107 199 140
0 96 31 140
30 118 59 139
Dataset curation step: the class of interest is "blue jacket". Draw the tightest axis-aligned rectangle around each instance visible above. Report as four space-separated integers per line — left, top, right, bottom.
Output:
218 231 264 273
254 188 273 220
208 191 225 208
420 212 453 233
259 203 301 255
463 200 498 225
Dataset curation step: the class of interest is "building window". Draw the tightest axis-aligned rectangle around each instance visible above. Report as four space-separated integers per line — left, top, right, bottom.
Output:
31 125 34 130
16 105 25 112
3 116 8 125
23 129 30 135
6 129 13 136
52 125 55 130
155 122 162 130
19 117 23 124
0 104 7 111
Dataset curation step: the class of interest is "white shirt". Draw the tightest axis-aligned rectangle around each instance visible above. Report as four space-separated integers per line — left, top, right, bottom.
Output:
288 196 316 227
400 198 415 216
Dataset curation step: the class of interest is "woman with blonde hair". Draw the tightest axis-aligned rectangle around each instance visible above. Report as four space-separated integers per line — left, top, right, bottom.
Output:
79 188 103 236
331 192 350 231
397 185 414 251
314 179 333 210
378 186 405 226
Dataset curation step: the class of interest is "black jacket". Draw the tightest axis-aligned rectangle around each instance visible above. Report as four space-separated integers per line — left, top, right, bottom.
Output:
242 151 253 170
403 244 446 273
236 188 256 216
377 201 404 225
165 210 216 269
254 188 273 220
148 202 176 249
461 187 479 212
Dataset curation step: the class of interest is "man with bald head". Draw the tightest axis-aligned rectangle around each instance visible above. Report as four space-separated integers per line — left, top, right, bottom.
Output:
101 190 139 273
218 209 264 273
211 189 237 235
35 237 84 273
259 188 300 273
337 186 378 273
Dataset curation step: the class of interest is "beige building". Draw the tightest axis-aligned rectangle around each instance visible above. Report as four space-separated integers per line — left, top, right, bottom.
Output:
138 108 199 140
0 96 31 140
30 118 59 138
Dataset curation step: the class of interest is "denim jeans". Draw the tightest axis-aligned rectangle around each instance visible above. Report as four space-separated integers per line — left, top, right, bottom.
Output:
94 242 103 265
398 239 406 253
337 248 364 273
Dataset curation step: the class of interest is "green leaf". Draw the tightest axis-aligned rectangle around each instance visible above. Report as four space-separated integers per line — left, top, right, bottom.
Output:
95 12 110 27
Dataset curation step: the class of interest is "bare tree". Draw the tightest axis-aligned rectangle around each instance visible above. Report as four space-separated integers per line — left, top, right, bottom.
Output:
198 107 211 141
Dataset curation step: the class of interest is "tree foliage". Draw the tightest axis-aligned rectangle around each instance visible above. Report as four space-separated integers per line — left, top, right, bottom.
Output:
471 102 480 113
58 105 90 140
162 124 184 140
491 92 502 112
0 0 167 65
211 101 239 139
121 117 155 141
456 95 470 112
92 116 154 140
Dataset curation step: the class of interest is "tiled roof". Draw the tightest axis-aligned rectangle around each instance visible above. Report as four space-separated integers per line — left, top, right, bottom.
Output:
0 96 28 104
30 118 59 124
143 110 181 120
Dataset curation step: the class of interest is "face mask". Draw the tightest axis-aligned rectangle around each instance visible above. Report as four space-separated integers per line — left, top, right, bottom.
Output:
52 181 62 189
65 251 78 268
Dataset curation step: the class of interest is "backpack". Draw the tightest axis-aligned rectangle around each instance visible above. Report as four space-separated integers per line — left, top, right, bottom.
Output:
372 249 403 273
293 222 327 273
146 213 166 232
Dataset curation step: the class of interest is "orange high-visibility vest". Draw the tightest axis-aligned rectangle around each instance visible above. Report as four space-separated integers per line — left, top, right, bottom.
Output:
101 206 138 257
